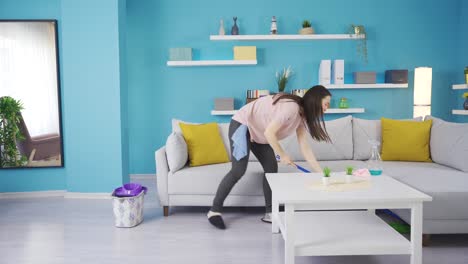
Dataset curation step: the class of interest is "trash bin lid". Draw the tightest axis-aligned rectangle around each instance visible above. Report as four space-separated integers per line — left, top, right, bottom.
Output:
113 183 147 197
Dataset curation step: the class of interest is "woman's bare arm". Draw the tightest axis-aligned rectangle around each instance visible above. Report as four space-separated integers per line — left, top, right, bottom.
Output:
296 124 322 172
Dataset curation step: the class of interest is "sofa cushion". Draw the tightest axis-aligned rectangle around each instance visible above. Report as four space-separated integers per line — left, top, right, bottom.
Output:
427 116 468 172
165 132 188 172
381 118 432 162
179 122 229 166
352 117 424 160
172 119 232 160
383 161 468 219
279 115 353 161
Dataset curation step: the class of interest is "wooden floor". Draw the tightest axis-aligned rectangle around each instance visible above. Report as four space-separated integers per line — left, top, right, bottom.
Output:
1 177 468 264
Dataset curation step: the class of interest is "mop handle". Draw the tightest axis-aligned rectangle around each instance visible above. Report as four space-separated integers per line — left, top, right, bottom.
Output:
275 155 311 173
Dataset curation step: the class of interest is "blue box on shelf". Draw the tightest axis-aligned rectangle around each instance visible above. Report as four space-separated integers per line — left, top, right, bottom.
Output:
385 70 408 84
169 48 192 61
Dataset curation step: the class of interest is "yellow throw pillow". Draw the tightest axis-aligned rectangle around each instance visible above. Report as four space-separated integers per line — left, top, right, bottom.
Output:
381 118 432 162
179 122 229 166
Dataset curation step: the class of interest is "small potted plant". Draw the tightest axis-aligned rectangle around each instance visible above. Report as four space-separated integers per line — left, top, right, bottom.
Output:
276 66 293 93
463 92 468 110
322 167 331 186
347 24 367 63
345 166 354 183
299 20 314 35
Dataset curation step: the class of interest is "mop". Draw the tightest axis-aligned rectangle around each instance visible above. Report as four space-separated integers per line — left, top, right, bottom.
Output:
276 155 311 173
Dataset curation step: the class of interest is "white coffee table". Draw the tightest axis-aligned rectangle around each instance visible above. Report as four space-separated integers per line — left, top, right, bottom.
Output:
266 173 432 264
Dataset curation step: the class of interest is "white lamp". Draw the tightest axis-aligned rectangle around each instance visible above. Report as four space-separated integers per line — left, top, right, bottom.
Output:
413 67 432 118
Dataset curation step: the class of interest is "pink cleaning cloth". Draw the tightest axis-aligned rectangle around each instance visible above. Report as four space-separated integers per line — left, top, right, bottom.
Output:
353 168 371 178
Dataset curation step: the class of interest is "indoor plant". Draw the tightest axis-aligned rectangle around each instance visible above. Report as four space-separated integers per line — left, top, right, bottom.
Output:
299 20 314 35
463 92 468 110
348 24 367 63
276 66 293 93
322 166 331 186
0 96 27 167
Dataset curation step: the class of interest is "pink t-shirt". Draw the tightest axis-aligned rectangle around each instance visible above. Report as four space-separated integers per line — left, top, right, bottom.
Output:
232 95 304 144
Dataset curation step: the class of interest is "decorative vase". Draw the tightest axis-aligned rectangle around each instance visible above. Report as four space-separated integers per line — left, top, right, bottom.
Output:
368 140 383 176
465 66 468 84
270 16 277 34
231 17 239 35
218 19 225 35
299 27 314 35
339 98 349 109
322 177 330 186
464 98 468 110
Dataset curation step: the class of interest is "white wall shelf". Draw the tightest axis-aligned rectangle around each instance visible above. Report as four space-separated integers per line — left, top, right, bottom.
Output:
210 34 365 41
167 60 257 67
452 84 468 90
211 110 238 115
211 108 365 116
325 108 365 114
452 110 468 115
325 83 408 89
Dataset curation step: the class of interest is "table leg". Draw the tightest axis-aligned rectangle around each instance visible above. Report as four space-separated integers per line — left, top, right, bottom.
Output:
272 195 279 233
285 204 295 264
411 203 423 264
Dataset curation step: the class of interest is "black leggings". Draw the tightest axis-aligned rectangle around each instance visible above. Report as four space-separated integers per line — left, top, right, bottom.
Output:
211 119 278 213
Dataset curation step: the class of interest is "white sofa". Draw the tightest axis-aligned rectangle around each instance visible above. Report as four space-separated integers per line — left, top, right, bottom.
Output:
155 116 468 236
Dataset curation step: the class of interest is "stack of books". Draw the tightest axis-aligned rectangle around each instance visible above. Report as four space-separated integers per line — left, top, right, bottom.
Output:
246 89 270 99
246 89 270 104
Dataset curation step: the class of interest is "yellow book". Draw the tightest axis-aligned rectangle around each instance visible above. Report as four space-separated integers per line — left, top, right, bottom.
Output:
233 46 256 60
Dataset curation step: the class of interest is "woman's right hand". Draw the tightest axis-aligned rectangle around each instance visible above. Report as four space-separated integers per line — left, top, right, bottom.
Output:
276 154 294 166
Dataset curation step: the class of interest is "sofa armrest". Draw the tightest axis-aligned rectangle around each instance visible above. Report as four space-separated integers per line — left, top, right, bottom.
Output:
155 146 169 206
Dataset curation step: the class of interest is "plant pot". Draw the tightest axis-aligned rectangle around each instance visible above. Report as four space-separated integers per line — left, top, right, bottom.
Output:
345 174 353 184
299 27 314 35
322 177 330 186
353 26 363 35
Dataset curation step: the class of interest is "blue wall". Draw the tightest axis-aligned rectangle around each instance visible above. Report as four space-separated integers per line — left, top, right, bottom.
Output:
0 0 129 192
1 0 466 191
0 0 66 192
127 0 463 173
61 0 128 192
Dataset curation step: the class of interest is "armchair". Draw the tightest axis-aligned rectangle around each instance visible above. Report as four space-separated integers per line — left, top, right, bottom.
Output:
16 113 61 161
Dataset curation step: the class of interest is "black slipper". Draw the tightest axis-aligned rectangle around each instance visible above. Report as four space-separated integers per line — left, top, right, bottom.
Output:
208 215 226 229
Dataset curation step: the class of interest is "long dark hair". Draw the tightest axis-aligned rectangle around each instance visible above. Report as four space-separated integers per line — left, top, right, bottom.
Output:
273 85 332 142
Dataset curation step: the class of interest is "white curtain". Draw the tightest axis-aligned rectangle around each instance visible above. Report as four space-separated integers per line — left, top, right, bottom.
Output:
0 22 60 137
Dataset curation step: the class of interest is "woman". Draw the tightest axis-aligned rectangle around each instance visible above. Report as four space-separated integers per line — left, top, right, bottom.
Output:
208 85 332 229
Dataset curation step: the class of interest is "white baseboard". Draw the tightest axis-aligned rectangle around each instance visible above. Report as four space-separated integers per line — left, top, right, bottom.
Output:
0 190 110 199
130 174 156 180
64 192 111 199
0 190 66 199
0 174 156 199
